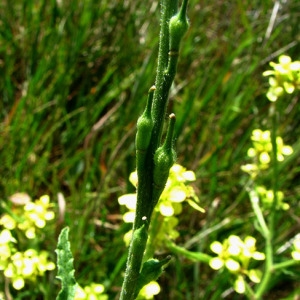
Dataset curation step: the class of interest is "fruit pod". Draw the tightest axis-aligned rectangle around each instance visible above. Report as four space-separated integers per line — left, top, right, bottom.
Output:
136 86 155 173
130 222 148 261
136 86 155 151
168 0 189 52
152 114 176 205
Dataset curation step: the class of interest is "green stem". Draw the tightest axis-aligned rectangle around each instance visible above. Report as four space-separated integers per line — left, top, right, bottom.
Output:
273 259 299 271
152 0 187 149
254 104 279 299
255 235 273 298
120 1 189 299
244 281 256 300
166 240 212 263
143 211 162 261
269 104 279 234
120 223 148 300
249 188 270 238
249 187 274 297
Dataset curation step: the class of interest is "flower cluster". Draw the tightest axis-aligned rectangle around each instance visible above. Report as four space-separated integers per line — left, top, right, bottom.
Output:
1 194 55 239
0 229 17 268
209 235 265 294
0 193 55 290
256 186 289 211
241 129 293 177
3 249 55 290
75 283 108 300
263 55 300 102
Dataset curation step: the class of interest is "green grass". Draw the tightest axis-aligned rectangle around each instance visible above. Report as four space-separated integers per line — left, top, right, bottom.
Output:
0 0 300 299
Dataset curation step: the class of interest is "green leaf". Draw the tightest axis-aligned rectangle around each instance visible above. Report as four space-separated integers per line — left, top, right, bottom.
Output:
55 227 77 300
135 256 171 298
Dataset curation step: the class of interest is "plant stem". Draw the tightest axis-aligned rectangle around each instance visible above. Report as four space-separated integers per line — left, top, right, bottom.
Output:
272 259 299 271
249 188 269 238
166 240 212 263
269 103 279 236
143 211 162 260
120 223 148 300
255 234 273 298
255 103 279 299
151 0 183 150
120 1 189 299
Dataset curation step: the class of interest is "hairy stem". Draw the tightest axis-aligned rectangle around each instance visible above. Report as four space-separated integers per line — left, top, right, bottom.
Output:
120 1 189 299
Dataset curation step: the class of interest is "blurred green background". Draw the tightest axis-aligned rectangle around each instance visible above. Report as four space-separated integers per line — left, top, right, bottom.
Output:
1 0 299 299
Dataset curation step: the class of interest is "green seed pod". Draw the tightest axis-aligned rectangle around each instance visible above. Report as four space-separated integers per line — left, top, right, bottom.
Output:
131 222 148 258
135 86 155 152
153 114 176 205
169 0 189 52
135 256 171 298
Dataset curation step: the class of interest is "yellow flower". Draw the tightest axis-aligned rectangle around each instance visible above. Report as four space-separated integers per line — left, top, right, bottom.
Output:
209 234 265 294
263 55 300 101
137 281 161 299
75 283 108 300
0 214 16 230
242 129 293 177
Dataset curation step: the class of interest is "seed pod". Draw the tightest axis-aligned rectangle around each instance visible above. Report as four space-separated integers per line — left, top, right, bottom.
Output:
153 114 176 205
135 86 155 152
131 222 148 259
123 221 149 298
136 86 155 175
169 0 189 52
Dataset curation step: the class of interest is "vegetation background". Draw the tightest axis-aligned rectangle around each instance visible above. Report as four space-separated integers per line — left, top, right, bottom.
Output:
1 0 299 299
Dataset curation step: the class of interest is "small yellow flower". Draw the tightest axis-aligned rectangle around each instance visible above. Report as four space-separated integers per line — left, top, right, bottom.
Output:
0 215 17 230
75 283 108 300
242 129 293 177
138 281 160 299
263 55 300 101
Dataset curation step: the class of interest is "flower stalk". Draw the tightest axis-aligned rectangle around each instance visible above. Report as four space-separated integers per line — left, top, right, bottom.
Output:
119 1 189 299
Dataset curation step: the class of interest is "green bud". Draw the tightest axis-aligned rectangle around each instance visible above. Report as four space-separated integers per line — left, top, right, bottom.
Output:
135 86 155 151
135 256 171 298
153 114 176 204
169 0 189 52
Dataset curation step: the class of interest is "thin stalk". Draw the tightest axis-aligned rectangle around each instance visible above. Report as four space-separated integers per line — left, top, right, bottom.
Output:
272 259 299 271
143 212 162 261
268 103 279 237
244 281 256 300
249 189 270 238
166 240 212 263
249 186 274 298
255 234 273 298
255 104 279 298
